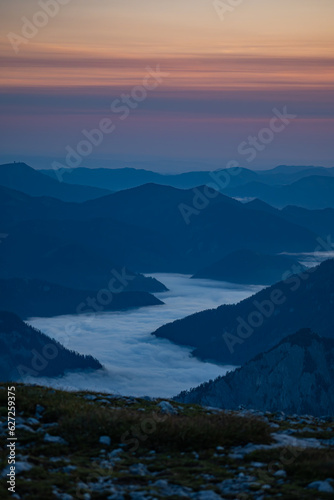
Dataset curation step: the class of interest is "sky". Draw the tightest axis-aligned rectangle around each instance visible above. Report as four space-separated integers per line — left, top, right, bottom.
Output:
0 0 333 171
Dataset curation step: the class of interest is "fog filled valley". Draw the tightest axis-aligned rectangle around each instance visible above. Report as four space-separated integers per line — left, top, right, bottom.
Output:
26 274 262 397
1 162 334 408
1 161 334 500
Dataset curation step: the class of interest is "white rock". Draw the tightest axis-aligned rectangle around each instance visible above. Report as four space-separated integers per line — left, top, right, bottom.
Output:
157 401 178 415
1 461 32 477
129 463 149 476
35 404 45 415
274 470 287 478
250 462 265 468
44 433 68 445
195 491 223 500
99 436 111 446
307 480 334 493
26 417 39 426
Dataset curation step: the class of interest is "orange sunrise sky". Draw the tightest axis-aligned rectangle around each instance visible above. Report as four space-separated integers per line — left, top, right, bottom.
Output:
0 0 333 170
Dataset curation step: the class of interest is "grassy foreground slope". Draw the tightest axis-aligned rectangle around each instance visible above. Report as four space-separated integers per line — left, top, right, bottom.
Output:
0 385 333 499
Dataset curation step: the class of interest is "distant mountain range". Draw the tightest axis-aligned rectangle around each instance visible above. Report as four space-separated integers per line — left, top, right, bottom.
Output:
245 199 334 239
0 182 320 278
3 162 333 210
153 259 334 365
42 165 258 191
1 162 333 322
0 311 102 381
192 250 305 285
0 278 163 319
175 329 334 417
254 164 334 185
0 162 111 202
75 183 320 272
226 175 334 209
42 164 334 193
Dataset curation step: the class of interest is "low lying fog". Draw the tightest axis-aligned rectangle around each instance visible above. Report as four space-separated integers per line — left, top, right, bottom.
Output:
27 274 263 397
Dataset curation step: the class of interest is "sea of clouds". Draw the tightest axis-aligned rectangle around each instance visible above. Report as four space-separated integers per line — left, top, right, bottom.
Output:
27 274 263 397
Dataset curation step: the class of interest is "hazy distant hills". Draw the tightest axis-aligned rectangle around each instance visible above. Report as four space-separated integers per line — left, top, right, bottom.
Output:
4 159 334 212
153 259 334 365
43 164 334 193
0 183 320 276
192 250 306 285
281 206 334 240
77 184 319 271
4 162 333 210
0 162 111 202
245 198 334 239
0 311 102 381
42 166 258 191
226 175 334 209
175 329 334 416
1 163 333 322
0 278 163 319
255 165 334 185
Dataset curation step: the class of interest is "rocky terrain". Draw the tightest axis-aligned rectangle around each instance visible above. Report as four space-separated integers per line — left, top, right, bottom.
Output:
0 384 333 500
175 330 334 417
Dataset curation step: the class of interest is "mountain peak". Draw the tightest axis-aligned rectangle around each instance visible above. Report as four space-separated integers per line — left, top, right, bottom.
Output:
175 328 334 416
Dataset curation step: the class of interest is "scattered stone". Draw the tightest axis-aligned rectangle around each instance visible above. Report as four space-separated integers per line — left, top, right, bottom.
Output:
44 433 68 445
52 489 73 500
152 479 191 497
99 436 111 446
250 462 265 468
1 461 32 477
307 480 334 493
274 470 287 478
129 463 149 477
201 474 215 481
108 448 123 458
129 492 152 500
16 423 35 432
194 490 223 500
83 395 97 401
218 475 255 495
26 417 39 426
157 401 178 415
107 493 125 500
63 465 77 473
35 404 45 416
